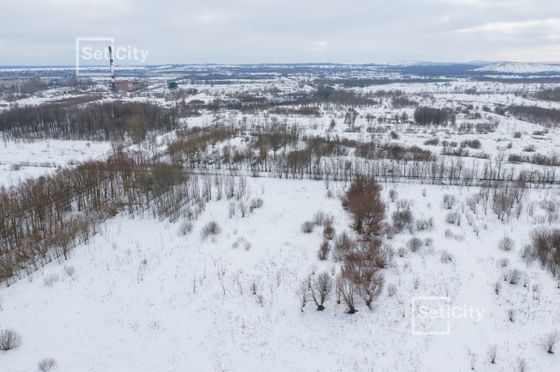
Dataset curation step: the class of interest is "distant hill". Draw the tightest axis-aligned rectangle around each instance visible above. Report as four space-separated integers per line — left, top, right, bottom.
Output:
476 62 560 73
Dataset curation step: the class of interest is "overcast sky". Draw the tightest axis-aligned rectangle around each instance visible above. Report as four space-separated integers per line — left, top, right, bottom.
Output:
1 0 559 65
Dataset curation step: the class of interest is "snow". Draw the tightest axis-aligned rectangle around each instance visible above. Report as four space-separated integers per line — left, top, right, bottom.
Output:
1 177 559 371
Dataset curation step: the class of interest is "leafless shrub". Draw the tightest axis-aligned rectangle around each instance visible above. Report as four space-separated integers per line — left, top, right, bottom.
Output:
309 272 333 311
545 330 559 354
323 226 335 240
507 309 515 322
443 194 456 210
461 139 481 149
333 232 352 260
466 194 481 213
469 351 477 370
313 211 327 226
517 358 526 372
397 247 407 257
296 280 308 312
446 211 461 225
440 251 453 264
64 265 76 280
232 236 251 251
249 198 264 212
396 199 413 211
238 200 248 217
375 244 395 268
498 258 510 268
424 137 439 145
323 214 335 228
529 228 560 276
407 237 422 253
228 201 236 218
313 211 335 227
43 274 59 287
424 237 433 247
178 220 193 236
387 283 397 297
415 217 434 231
389 189 398 202
250 281 257 295
318 241 330 261
38 358 57 372
392 209 414 233
0 329 22 351
384 224 396 240
523 144 536 152
521 244 536 265
201 221 220 240
301 221 314 233
506 268 522 285
498 236 514 252
444 228 464 241
488 345 497 364
495 281 502 295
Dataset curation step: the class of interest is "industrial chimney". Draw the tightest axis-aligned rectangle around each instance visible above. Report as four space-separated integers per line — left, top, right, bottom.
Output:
108 45 115 91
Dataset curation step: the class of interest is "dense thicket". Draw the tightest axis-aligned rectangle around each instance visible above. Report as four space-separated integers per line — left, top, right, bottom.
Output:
534 87 560 102
355 143 433 162
508 105 560 127
508 153 560 167
0 152 189 285
530 228 560 277
167 125 238 166
0 101 178 142
414 106 456 126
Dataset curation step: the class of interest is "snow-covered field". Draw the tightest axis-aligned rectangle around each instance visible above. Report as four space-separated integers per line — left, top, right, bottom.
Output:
0 140 112 187
1 178 559 371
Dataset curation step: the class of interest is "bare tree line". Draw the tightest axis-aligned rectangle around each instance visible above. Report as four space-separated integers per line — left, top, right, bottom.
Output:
165 127 559 188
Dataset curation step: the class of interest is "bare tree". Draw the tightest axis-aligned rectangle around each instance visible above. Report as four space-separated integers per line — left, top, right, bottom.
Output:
337 276 358 314
342 175 385 239
0 329 22 351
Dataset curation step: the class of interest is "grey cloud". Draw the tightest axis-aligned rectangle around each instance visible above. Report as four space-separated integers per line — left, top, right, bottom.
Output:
0 0 559 64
